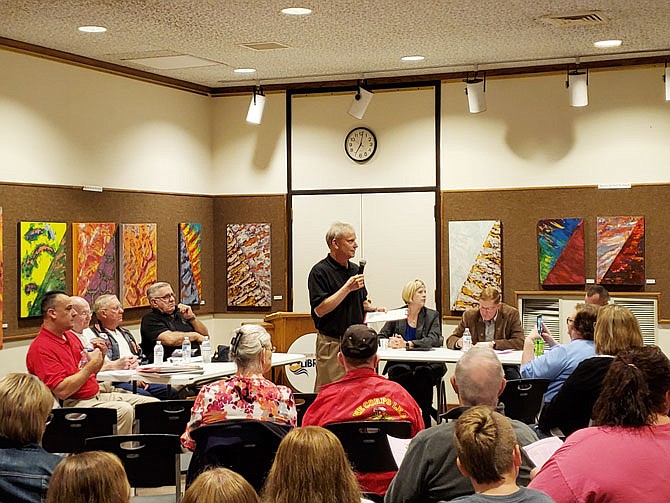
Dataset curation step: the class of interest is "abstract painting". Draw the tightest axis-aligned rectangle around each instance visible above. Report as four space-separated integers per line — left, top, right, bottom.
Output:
537 218 585 286
120 223 157 308
448 220 501 311
178 223 202 305
227 223 271 307
597 216 645 285
19 221 67 318
0 209 3 345
73 223 117 305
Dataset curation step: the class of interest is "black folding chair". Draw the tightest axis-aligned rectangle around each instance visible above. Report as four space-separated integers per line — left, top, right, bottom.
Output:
85 433 182 502
325 420 412 473
42 407 117 453
186 419 291 492
498 378 551 424
293 392 318 426
134 400 194 435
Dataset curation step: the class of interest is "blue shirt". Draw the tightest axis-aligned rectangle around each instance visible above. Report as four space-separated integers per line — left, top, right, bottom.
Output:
0 438 62 503
520 338 596 403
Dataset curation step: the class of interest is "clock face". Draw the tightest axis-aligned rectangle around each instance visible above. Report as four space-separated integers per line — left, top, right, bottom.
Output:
345 127 377 162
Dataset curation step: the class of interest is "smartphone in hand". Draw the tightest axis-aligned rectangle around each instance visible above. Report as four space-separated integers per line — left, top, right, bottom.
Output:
536 315 543 335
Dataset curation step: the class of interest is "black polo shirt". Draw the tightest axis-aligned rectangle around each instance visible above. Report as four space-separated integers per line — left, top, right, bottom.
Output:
308 254 367 340
140 308 201 362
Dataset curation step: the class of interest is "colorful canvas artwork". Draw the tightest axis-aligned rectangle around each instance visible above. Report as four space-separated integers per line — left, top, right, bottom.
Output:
227 223 271 307
179 223 202 305
597 216 645 285
0 208 3 345
73 223 117 305
537 218 585 286
448 220 502 311
19 221 67 318
120 223 157 308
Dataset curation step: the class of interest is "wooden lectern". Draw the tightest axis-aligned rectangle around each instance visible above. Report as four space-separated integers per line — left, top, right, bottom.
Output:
263 312 316 387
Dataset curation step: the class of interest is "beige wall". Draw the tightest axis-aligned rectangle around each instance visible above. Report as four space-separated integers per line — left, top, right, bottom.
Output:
2 48 670 376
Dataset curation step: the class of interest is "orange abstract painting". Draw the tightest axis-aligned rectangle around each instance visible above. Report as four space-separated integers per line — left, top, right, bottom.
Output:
120 223 157 308
73 223 117 305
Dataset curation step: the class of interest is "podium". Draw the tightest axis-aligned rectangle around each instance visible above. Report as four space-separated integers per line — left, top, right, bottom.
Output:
263 312 317 388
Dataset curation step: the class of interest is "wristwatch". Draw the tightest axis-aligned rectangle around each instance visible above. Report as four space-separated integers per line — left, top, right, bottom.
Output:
406 341 410 350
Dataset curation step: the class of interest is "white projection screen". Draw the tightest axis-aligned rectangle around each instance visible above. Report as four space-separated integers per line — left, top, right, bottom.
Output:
291 192 437 316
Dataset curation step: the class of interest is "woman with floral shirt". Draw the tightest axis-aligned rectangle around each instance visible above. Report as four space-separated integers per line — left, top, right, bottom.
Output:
181 325 297 451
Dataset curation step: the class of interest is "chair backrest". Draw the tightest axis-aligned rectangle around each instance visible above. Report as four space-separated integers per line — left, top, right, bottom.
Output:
325 421 412 473
42 407 117 453
186 419 291 492
134 399 195 434
85 434 182 501
498 378 551 424
293 392 318 426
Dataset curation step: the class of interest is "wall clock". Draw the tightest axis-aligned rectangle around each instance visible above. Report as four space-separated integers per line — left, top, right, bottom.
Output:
344 127 377 162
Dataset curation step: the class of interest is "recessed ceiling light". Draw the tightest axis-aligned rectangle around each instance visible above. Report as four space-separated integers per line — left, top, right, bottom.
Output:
234 68 257 74
401 55 425 62
594 39 622 48
78 25 107 33
281 7 312 16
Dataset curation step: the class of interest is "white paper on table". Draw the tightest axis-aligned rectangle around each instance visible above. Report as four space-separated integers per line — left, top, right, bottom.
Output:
364 308 408 324
387 434 412 468
521 436 563 468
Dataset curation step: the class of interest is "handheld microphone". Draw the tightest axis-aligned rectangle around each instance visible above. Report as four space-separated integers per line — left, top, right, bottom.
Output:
358 259 366 275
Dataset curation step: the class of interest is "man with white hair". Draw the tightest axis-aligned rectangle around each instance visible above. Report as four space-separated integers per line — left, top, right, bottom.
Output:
385 348 538 503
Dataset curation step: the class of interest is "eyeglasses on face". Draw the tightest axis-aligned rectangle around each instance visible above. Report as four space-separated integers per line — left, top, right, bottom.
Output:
153 292 175 302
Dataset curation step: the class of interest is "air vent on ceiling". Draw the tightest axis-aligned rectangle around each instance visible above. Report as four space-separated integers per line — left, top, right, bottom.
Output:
240 41 290 51
539 11 608 27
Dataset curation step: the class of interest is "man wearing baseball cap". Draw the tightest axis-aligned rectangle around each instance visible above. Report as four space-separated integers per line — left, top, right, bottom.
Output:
302 324 423 497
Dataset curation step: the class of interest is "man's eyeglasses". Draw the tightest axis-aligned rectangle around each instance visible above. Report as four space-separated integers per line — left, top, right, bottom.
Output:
153 293 175 302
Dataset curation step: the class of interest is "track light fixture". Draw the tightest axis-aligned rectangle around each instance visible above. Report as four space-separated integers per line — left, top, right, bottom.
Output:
664 62 670 102
348 80 374 119
566 64 588 107
464 71 486 114
246 85 266 124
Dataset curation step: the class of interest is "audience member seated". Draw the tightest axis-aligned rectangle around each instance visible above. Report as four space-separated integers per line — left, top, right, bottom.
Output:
83 294 172 399
380 278 446 428
584 285 610 306
261 426 374 503
303 324 423 497
26 291 157 435
46 451 130 503
537 304 643 438
446 406 555 503
181 325 296 450
385 348 537 503
183 467 260 503
140 281 209 363
0 373 62 503
530 346 670 502
520 303 598 405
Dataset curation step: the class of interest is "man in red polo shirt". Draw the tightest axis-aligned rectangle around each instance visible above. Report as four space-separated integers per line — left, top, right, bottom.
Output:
26 291 156 434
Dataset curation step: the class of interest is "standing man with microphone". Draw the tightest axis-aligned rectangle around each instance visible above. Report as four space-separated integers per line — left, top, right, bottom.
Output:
308 222 384 389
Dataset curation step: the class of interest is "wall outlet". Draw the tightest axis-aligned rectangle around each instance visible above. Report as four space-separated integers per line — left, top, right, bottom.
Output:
646 278 656 285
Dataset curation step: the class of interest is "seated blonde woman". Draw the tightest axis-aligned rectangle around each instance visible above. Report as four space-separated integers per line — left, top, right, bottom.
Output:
261 426 374 503
46 451 130 503
0 373 62 503
181 325 297 450
183 467 259 503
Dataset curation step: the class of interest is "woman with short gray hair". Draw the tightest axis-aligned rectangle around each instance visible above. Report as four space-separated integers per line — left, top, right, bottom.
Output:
181 325 297 451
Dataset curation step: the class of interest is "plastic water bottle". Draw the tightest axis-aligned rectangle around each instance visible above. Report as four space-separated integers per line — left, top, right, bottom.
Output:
182 337 192 363
79 349 91 369
462 329 472 351
201 336 212 364
153 340 164 364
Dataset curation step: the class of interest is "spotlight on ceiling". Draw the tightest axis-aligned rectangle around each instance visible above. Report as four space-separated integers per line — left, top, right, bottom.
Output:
348 80 374 120
246 86 266 125
464 73 486 114
566 67 589 107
